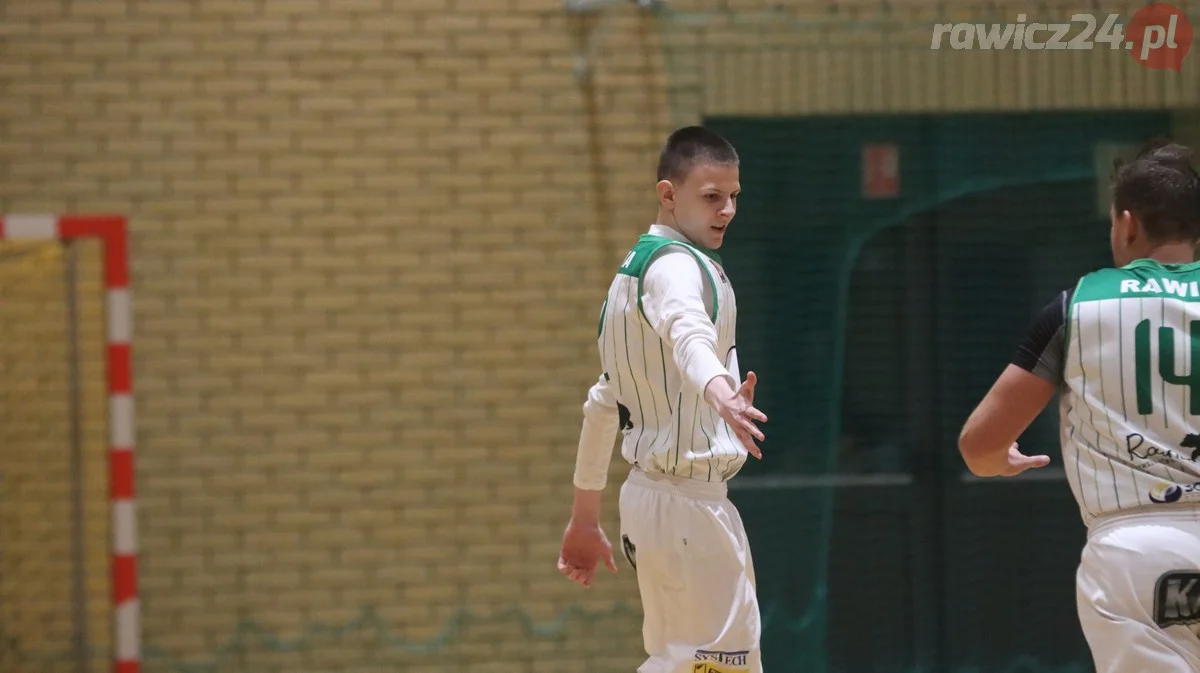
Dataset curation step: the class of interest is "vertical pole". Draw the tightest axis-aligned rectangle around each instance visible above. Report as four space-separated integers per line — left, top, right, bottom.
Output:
64 239 90 673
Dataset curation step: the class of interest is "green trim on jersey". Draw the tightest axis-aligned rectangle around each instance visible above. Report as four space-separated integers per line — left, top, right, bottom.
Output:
1073 258 1200 304
615 234 720 324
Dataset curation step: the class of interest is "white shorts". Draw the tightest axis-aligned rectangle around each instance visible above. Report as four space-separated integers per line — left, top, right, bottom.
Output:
1077 510 1200 673
618 468 762 673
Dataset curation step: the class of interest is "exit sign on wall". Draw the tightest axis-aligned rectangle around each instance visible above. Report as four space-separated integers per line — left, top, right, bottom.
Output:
862 143 899 199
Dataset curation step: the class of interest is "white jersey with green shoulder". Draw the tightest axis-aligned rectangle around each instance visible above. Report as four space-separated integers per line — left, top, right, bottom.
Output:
1062 259 1200 525
597 233 745 483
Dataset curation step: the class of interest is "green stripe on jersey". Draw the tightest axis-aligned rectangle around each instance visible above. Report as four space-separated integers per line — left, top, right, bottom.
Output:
614 234 720 323
1073 259 1200 303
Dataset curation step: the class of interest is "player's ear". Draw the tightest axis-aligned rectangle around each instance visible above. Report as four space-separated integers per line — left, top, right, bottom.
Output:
656 179 675 208
1118 209 1142 246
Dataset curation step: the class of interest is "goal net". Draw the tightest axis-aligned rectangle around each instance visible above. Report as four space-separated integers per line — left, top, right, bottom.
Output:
639 3 1200 673
0 216 137 673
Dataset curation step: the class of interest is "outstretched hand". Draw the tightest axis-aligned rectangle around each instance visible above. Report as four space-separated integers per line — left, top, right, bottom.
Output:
998 442 1051 476
713 371 768 459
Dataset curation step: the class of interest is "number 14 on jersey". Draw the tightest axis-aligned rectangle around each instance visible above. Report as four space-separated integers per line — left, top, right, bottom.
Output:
1135 319 1200 416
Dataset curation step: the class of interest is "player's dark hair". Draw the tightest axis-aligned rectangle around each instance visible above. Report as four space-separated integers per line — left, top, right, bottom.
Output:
655 126 739 182
1111 138 1200 244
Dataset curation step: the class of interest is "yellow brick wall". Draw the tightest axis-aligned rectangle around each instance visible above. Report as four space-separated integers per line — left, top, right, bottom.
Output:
2 0 1200 671
0 0 673 671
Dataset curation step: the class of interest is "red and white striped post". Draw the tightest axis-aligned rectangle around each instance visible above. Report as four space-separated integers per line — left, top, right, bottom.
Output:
0 214 139 673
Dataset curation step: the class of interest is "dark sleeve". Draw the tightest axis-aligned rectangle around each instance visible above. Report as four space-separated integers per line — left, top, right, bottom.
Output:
1010 287 1072 388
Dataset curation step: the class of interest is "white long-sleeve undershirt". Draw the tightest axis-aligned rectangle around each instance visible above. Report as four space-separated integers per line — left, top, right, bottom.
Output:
573 227 735 491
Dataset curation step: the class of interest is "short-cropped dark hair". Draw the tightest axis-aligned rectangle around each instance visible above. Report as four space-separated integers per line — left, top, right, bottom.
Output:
1111 139 1200 244
656 126 739 183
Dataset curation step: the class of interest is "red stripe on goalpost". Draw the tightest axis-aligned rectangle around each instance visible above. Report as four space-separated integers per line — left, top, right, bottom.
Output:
108 344 132 394
113 554 137 604
111 449 135 499
58 215 130 288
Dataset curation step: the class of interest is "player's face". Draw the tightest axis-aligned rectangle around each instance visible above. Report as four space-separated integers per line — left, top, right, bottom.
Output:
659 162 740 250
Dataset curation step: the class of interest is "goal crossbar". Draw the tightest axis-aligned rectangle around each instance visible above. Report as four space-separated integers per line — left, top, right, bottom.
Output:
0 214 139 673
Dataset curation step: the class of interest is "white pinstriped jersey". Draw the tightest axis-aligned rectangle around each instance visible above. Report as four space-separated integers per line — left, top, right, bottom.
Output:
1061 259 1200 525
597 233 746 483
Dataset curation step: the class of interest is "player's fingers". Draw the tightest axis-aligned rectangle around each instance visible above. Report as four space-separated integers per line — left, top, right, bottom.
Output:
737 372 756 402
1025 454 1051 468
578 567 596 588
605 552 618 574
737 430 762 459
741 418 765 442
745 405 768 423
1006 454 1050 476
562 565 589 586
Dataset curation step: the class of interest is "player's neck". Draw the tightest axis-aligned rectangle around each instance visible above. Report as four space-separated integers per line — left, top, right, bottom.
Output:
1145 242 1197 266
652 215 691 245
